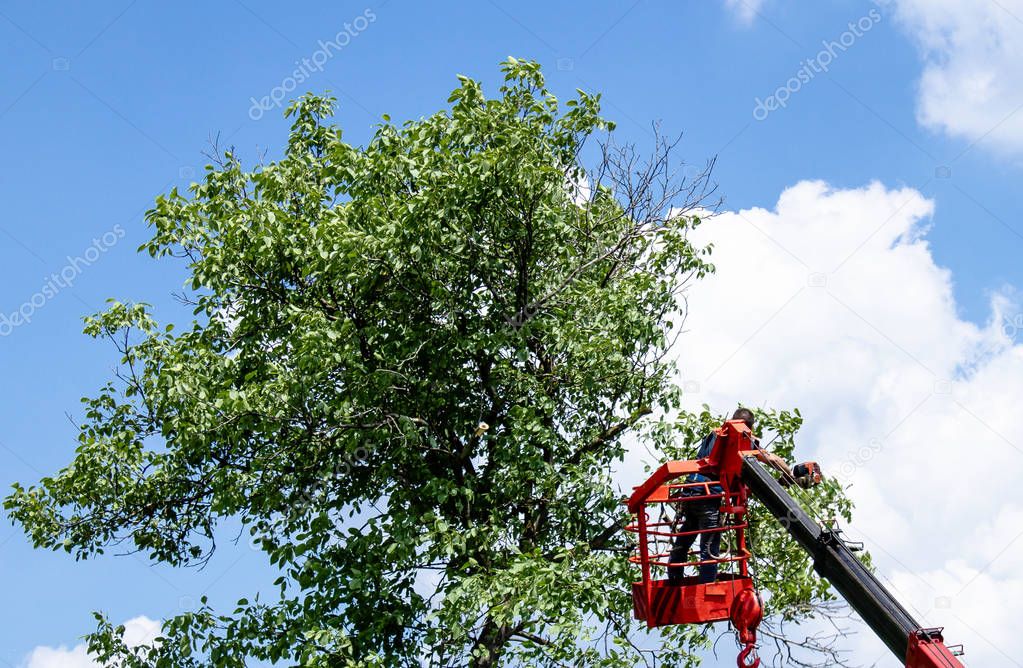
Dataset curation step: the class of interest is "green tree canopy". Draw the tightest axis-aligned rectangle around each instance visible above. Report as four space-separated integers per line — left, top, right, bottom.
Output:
7 59 858 667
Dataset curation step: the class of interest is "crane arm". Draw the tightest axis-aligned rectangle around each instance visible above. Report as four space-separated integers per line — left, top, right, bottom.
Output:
741 456 964 667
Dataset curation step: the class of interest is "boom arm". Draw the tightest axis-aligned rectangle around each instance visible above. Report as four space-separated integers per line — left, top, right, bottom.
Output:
741 456 964 667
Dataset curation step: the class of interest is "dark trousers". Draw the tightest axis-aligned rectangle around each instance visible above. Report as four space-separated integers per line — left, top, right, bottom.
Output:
667 498 722 584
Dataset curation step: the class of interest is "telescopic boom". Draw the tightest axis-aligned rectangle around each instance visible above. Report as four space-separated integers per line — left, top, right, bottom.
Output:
741 456 964 668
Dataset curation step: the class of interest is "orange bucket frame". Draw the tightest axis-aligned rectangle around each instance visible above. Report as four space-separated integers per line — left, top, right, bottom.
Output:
624 419 764 658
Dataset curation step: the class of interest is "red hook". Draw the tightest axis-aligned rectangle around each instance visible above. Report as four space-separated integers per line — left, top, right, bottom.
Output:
737 642 760 668
730 587 763 667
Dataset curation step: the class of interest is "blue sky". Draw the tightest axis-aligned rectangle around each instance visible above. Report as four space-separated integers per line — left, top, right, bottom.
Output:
2 1 1022 665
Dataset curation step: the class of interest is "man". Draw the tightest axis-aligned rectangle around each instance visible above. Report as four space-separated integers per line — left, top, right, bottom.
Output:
667 408 793 584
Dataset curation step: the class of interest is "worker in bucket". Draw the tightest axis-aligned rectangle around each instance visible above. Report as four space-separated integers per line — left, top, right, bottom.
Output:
667 408 817 584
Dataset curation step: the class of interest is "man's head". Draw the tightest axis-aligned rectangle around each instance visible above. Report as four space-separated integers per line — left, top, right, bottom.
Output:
732 407 755 431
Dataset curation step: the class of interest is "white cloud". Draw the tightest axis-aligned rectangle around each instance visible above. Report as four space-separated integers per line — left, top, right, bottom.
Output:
723 0 765 25
23 644 93 668
663 180 1022 665
23 616 161 668
567 174 591 206
888 0 1023 153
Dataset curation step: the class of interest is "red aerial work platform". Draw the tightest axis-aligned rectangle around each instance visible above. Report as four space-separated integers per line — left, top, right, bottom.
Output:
625 419 965 668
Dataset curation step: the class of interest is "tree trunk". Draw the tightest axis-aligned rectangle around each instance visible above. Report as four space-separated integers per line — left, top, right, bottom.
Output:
470 618 517 668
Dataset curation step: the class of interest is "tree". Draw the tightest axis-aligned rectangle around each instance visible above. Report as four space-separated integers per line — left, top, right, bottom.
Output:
6 59 860 667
